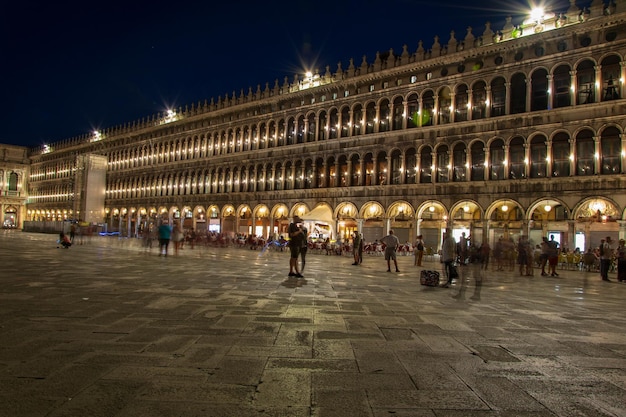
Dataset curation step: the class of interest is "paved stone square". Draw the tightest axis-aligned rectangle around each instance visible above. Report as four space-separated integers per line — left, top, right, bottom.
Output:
1 230 625 417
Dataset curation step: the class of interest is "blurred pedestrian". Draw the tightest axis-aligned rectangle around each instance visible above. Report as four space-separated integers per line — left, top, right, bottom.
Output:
158 220 171 256
352 231 361 265
414 234 424 266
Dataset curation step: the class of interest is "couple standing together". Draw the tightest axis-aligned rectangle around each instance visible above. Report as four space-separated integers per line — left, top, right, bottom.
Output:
288 215 307 278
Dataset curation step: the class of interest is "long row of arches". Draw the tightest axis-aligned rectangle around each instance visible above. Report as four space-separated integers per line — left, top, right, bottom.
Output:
85 125 624 200
95 195 626 254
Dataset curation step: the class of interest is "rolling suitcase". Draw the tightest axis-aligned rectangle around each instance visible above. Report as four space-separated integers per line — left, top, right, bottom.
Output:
420 270 440 286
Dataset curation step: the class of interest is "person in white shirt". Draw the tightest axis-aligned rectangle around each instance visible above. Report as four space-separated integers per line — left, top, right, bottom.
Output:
381 230 400 272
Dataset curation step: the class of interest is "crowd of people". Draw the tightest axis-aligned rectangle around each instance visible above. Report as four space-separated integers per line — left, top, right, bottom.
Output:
132 220 626 283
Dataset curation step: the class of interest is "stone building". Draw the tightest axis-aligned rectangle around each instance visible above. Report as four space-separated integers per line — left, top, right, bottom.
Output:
15 0 626 252
0 144 29 228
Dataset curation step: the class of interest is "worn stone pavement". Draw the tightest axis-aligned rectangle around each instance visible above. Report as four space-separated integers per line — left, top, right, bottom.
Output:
1 230 625 417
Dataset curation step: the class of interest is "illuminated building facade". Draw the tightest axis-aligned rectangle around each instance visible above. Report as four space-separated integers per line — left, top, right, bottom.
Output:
19 0 626 250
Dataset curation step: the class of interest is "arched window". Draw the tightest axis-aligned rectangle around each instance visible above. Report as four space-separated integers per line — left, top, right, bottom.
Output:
422 91 435 126
365 103 376 134
551 132 570 177
530 135 547 178
455 84 469 122
491 77 506 117
576 60 595 104
340 107 350 137
531 68 549 111
329 109 339 139
306 114 316 142
8 172 18 191
472 81 487 119
470 142 485 181
490 139 505 180
601 126 621 174
601 55 621 101
405 148 417 184
575 129 595 175
390 150 402 185
510 73 527 114
436 145 449 182
338 155 348 186
452 143 466 181
509 136 526 179
352 104 363 135
350 154 360 186
318 111 327 140
379 99 390 132
438 87 451 124
553 65 571 108
392 96 404 130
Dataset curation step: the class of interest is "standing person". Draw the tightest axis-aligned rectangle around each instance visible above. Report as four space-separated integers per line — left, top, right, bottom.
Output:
441 228 457 287
69 223 77 243
288 215 305 278
600 236 614 281
616 239 626 282
352 231 361 265
517 235 532 276
358 233 364 264
299 224 308 272
158 220 172 257
547 235 560 277
458 232 469 265
414 235 425 266
381 229 400 272
479 241 491 270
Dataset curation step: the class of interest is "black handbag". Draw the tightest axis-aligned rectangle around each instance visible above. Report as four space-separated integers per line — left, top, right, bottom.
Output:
449 265 459 279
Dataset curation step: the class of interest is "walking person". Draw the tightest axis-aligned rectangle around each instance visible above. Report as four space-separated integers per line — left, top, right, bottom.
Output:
600 236 614 281
288 215 305 278
352 231 361 265
172 221 184 256
414 235 425 266
381 229 400 272
441 228 457 288
158 219 171 256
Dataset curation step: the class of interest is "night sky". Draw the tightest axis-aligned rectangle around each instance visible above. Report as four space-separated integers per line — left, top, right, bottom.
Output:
1 0 575 148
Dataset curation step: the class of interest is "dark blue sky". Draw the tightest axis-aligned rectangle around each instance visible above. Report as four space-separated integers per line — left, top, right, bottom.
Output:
0 0 576 148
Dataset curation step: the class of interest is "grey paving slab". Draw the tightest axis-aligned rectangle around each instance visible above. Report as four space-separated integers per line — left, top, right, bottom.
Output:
1 230 626 416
